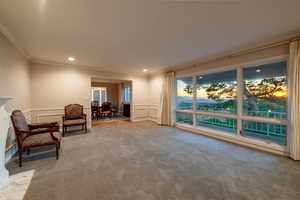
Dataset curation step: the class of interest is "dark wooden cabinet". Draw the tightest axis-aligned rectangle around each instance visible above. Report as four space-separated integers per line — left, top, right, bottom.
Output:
123 104 130 117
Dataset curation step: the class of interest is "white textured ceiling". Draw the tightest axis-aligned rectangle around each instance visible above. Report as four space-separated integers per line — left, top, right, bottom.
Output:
0 0 300 75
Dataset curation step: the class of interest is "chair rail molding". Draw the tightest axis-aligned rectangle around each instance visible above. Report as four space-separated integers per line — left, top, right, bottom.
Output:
0 97 14 188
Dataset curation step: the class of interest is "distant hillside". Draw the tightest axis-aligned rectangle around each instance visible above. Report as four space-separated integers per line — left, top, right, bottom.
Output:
177 96 233 104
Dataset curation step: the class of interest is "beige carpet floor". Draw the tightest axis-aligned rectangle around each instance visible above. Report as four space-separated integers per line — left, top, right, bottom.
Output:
6 121 300 200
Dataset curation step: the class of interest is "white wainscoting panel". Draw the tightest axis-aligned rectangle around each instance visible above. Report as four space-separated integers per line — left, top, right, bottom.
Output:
132 104 161 123
132 104 149 122
148 104 161 124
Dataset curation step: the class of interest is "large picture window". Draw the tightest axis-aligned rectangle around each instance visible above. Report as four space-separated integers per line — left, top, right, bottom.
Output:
175 58 288 147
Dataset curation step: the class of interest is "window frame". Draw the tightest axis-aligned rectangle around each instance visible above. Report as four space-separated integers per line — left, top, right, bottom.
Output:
174 55 290 153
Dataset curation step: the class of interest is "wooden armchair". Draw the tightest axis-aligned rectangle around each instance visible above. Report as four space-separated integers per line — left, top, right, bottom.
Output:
11 110 61 167
62 104 87 136
100 102 112 118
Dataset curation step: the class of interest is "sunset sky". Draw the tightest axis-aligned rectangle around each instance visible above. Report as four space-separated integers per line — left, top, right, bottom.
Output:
177 78 287 98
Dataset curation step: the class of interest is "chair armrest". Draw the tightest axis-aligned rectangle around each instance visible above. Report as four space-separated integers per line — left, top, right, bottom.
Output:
47 128 60 142
29 122 59 130
18 130 32 135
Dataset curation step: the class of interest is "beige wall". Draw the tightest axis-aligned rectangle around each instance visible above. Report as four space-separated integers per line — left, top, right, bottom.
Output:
91 82 119 104
0 33 31 154
0 33 31 111
30 63 150 125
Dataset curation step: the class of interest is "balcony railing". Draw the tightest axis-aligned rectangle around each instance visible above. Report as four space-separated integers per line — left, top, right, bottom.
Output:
176 110 287 145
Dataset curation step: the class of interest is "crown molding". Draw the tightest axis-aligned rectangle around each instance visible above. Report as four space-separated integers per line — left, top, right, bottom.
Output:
0 23 30 60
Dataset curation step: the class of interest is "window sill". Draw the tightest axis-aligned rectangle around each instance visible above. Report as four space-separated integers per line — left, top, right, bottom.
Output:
175 123 289 157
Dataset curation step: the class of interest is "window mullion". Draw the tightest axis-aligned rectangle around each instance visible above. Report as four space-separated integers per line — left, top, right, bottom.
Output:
237 67 243 136
192 75 197 126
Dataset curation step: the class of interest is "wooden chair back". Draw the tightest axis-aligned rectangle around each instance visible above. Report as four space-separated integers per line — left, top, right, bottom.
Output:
10 110 29 148
64 104 84 120
101 102 112 112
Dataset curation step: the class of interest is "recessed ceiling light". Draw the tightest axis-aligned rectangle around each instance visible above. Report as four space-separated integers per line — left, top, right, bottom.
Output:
68 57 75 62
143 69 148 72
256 69 261 73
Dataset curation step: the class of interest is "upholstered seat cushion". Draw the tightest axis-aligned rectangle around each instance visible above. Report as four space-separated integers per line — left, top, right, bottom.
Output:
29 122 59 129
63 119 86 126
31 127 59 134
23 132 61 147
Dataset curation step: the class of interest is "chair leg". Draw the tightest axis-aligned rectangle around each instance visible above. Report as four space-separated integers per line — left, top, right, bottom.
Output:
85 123 87 133
63 126 65 137
58 142 62 152
56 144 59 160
27 149 30 155
19 151 23 167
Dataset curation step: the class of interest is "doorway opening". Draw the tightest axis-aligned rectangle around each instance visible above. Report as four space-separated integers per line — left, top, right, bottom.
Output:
90 77 132 127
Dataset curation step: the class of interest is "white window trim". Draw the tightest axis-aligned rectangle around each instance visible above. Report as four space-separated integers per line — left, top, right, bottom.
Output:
174 55 290 155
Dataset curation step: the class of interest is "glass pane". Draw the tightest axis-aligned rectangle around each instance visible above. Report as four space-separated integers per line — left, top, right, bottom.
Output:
176 112 193 125
176 77 193 110
242 121 287 145
100 89 107 104
128 88 131 102
123 87 131 103
196 70 237 114
196 114 237 134
243 61 287 119
93 90 100 101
